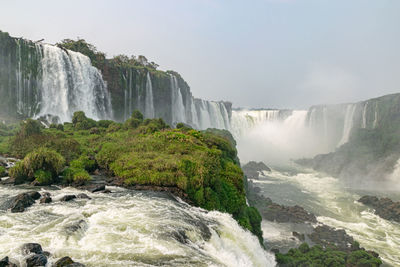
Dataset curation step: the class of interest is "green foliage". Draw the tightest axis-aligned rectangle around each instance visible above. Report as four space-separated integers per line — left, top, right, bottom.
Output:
2 116 263 242
72 111 97 130
19 119 42 137
70 155 96 172
34 170 53 185
275 243 382 267
9 147 65 184
72 169 91 184
0 166 6 177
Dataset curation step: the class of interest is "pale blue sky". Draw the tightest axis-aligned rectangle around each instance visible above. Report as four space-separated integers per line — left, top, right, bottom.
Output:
1 0 399 109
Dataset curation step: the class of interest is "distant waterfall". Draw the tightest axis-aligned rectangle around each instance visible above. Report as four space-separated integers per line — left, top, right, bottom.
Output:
170 75 186 125
337 104 357 146
36 44 112 123
144 72 155 118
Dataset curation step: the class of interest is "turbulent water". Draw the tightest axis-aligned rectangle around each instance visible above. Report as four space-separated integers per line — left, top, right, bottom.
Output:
0 186 275 267
251 165 400 266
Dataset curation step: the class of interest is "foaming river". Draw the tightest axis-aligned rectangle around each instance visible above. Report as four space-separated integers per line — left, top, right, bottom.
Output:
0 186 275 267
255 164 400 267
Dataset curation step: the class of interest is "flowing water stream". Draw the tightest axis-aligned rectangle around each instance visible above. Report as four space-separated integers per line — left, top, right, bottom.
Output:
252 165 400 266
0 185 275 267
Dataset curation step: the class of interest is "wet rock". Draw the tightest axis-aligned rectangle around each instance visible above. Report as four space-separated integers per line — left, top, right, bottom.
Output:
270 248 280 254
2 193 36 213
65 219 88 235
40 196 52 204
101 189 111 194
60 195 76 202
0 256 17 267
242 161 271 179
76 193 91 199
308 225 354 251
171 230 189 244
21 243 43 255
358 195 400 223
292 231 305 241
54 256 74 267
90 184 105 193
262 203 317 224
41 192 51 198
28 191 41 200
26 253 47 267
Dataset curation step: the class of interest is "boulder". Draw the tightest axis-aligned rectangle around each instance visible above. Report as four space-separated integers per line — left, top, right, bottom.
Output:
358 195 400 223
0 256 17 267
28 191 41 200
40 196 52 204
242 161 271 179
26 253 47 267
21 243 43 255
308 225 354 251
3 193 36 213
60 195 76 202
53 256 86 267
76 193 91 199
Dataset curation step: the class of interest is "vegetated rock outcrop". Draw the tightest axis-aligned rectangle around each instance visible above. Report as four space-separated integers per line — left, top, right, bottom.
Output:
0 111 264 243
358 195 400 223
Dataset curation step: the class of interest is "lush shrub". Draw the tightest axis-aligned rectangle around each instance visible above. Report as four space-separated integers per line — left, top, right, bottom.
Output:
10 147 65 184
72 169 91 185
72 111 96 130
70 155 96 172
19 119 42 137
275 243 382 267
34 170 53 185
97 120 113 128
0 166 6 177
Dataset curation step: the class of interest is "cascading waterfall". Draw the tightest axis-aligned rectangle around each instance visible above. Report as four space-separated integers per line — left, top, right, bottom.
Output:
144 72 155 119
362 101 368 128
36 44 112 123
170 75 186 125
338 104 357 146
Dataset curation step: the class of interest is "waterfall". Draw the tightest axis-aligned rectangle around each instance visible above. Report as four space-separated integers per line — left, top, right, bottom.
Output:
362 101 368 128
144 72 155 118
338 104 357 146
373 102 378 128
37 44 111 123
170 75 186 125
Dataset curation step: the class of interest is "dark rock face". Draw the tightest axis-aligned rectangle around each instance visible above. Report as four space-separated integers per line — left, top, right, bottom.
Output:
60 195 76 202
26 253 47 267
359 195 400 223
0 256 17 267
28 191 41 200
242 161 271 179
262 202 317 224
308 225 354 251
292 231 305 241
21 243 43 255
1 193 36 213
54 256 86 267
76 193 91 199
40 196 52 204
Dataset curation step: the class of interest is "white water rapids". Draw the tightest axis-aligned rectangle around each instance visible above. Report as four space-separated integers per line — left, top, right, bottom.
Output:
253 166 400 266
0 186 275 267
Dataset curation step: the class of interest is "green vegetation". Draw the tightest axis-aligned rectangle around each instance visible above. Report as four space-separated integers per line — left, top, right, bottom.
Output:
9 147 65 185
0 111 263 242
275 243 382 267
0 166 6 177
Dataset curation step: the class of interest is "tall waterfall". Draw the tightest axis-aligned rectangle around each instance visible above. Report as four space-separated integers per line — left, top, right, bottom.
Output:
337 104 357 146
37 44 112 122
170 75 186 125
144 72 155 119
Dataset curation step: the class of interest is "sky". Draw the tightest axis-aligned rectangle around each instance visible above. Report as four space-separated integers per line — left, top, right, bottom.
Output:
1 0 399 109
